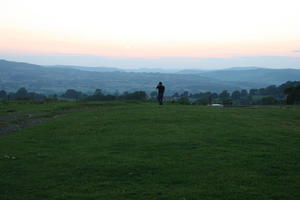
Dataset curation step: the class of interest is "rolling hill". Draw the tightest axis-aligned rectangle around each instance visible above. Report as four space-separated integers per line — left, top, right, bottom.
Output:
178 67 300 85
1 59 299 94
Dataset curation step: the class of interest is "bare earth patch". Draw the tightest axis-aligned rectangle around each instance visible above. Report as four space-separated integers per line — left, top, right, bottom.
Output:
0 105 98 136
0 113 58 136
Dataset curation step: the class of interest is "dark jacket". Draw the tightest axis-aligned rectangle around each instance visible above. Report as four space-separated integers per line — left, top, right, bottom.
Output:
156 84 165 94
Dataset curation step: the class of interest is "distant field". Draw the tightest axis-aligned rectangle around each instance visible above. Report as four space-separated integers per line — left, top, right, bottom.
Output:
0 101 299 200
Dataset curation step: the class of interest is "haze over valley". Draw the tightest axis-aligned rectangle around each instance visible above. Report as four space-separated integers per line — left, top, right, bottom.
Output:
1 59 299 95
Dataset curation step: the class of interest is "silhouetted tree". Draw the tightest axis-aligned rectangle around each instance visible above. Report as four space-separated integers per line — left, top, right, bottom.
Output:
62 89 86 100
27 92 46 100
177 97 190 105
259 96 278 105
249 89 258 96
193 98 209 105
181 91 189 98
219 90 230 101
0 90 7 99
172 92 180 98
284 85 300 104
94 89 103 96
15 87 28 99
231 90 241 100
265 85 278 96
86 91 116 101
210 93 218 99
121 91 147 100
240 89 248 97
48 94 58 100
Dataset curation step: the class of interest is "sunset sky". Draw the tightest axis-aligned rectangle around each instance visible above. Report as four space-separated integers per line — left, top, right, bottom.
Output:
1 0 300 68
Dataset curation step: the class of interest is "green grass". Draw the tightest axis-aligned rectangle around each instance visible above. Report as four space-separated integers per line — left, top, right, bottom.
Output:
0 101 299 200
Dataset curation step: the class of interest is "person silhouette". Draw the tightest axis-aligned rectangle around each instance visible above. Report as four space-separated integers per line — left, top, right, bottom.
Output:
156 82 165 105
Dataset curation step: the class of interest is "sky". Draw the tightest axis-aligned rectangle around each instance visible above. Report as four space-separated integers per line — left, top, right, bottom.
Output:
1 0 300 69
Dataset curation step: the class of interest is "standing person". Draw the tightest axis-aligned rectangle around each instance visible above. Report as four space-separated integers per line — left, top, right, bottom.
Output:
156 82 165 105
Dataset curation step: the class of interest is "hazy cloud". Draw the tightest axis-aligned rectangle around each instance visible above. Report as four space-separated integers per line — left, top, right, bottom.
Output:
1 53 300 70
291 50 300 53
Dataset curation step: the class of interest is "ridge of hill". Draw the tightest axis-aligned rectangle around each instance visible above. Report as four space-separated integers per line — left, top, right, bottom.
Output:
1 59 299 94
178 67 300 85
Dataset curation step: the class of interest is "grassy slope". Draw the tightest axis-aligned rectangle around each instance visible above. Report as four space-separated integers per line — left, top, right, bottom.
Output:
0 101 299 200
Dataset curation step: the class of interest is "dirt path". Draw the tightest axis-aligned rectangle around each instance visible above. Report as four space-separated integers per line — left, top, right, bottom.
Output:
0 112 59 136
0 117 53 136
0 105 99 136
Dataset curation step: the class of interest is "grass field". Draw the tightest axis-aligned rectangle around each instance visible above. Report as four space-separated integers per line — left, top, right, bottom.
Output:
0 101 299 200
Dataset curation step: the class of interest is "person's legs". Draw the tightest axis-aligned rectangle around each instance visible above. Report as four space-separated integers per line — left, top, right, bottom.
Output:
157 93 163 105
157 94 161 105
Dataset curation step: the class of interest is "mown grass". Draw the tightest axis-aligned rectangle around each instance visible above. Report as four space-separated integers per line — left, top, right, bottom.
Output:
0 101 299 200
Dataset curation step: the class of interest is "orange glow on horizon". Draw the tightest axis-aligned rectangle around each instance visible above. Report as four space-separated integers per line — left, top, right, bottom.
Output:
1 27 300 58
1 0 300 58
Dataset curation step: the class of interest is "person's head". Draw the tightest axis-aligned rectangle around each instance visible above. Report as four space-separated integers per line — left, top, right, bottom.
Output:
159 81 162 85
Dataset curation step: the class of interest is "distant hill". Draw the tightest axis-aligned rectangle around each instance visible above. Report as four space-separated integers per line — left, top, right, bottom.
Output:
225 66 263 70
1 59 299 94
46 65 124 72
176 69 213 74
176 67 264 74
177 67 300 86
47 65 179 74
198 68 300 85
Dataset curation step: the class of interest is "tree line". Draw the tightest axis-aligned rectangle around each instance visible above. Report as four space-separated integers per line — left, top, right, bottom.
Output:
0 88 147 101
168 81 300 105
0 81 299 105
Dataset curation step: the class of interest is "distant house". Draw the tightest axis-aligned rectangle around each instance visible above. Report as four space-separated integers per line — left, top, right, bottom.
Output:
208 104 223 107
